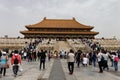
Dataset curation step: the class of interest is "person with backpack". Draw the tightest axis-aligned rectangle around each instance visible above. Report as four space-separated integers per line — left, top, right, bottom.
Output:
0 51 8 78
113 53 119 71
11 50 21 77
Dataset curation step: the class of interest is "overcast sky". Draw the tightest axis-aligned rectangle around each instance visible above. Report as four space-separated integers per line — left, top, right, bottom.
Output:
0 0 120 38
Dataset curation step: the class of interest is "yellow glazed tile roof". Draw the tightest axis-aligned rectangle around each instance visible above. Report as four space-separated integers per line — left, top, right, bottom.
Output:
26 18 93 29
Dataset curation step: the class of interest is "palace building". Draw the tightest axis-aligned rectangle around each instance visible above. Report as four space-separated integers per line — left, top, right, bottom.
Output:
20 17 99 39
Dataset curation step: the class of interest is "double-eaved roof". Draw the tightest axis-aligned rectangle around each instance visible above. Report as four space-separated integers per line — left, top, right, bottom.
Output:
20 17 99 38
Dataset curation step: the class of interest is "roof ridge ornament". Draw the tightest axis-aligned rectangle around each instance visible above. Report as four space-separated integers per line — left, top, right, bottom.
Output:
43 17 46 20
73 17 75 20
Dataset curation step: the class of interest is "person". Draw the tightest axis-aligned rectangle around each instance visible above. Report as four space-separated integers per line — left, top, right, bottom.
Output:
97 50 104 73
102 51 109 70
67 49 75 75
82 54 88 67
39 50 46 70
23 51 27 60
33 50 37 61
75 50 82 68
113 53 119 71
0 51 8 77
92 52 97 67
11 50 21 77
48 51 52 61
110 52 115 67
37 51 41 61
88 52 93 65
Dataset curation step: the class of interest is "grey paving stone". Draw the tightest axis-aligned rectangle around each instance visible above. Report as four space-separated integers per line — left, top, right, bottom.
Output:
48 59 66 80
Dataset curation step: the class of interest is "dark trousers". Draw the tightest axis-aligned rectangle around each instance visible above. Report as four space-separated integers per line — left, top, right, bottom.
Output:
77 60 80 67
68 62 74 74
40 60 45 70
111 59 114 67
13 65 19 75
98 61 103 73
0 67 6 76
89 58 92 65
103 60 109 70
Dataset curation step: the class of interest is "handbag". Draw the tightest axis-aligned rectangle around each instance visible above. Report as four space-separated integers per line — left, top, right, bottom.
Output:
6 63 9 68
19 65 23 72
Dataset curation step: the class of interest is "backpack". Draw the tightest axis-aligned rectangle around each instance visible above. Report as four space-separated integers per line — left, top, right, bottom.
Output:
114 56 119 62
101 55 104 62
40 52 46 61
14 57 19 64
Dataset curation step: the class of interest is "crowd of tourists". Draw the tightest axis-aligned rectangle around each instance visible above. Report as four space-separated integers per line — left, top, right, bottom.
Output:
75 39 120 72
0 38 120 78
0 38 47 78
0 38 63 78
66 38 120 75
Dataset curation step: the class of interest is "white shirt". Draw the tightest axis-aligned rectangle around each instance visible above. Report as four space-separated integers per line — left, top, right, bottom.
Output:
67 52 75 62
24 52 27 56
102 54 108 61
83 57 88 64
97 52 102 62
111 54 115 60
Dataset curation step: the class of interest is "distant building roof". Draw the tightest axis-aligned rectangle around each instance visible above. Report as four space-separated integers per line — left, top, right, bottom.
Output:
20 17 99 38
26 17 93 29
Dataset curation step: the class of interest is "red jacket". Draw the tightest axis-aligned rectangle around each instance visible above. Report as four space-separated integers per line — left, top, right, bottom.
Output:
11 54 21 65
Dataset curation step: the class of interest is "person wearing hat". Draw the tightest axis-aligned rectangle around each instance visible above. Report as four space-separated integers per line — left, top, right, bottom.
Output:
0 51 8 77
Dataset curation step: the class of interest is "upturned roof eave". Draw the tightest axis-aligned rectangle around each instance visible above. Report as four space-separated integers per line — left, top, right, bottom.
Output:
20 30 99 35
26 26 93 29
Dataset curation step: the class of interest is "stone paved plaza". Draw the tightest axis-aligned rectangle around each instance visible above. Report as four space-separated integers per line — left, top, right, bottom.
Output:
0 58 120 80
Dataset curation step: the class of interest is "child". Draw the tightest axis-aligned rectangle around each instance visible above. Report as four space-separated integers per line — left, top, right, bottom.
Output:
83 54 88 67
